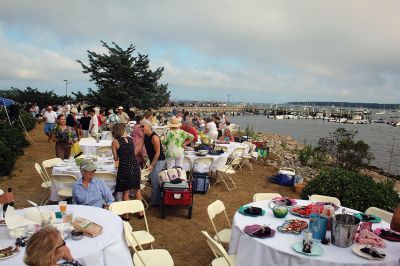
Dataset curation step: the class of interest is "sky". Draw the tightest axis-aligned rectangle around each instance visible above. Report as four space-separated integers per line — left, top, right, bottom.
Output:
0 0 399 104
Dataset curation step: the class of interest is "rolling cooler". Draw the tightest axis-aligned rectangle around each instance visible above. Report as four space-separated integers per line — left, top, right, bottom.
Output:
161 180 193 219
191 172 210 194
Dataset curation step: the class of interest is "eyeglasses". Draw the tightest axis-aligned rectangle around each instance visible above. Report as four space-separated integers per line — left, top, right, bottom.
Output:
56 240 66 249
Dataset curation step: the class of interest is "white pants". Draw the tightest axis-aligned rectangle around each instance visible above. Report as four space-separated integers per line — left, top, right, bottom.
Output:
166 157 184 169
208 132 218 140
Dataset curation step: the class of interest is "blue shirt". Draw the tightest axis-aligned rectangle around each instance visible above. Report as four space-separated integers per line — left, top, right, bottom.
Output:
72 177 114 208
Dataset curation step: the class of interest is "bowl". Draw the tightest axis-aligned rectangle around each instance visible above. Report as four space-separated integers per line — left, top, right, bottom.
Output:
198 150 208 156
71 230 84 240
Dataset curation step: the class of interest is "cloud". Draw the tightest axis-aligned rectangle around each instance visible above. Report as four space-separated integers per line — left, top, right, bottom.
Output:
0 0 399 102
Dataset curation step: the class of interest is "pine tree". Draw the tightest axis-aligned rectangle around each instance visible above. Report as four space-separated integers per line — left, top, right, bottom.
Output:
77 41 170 109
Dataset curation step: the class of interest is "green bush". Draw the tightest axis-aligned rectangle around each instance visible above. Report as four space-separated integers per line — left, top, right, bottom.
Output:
18 110 36 131
0 122 30 176
300 168 399 212
299 145 327 169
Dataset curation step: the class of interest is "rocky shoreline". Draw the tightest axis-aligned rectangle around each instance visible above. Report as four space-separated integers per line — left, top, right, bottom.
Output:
252 131 400 192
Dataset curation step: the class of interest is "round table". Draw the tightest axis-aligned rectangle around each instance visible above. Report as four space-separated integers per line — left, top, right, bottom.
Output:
229 200 400 266
0 205 133 266
183 152 229 172
79 139 112 155
51 160 116 202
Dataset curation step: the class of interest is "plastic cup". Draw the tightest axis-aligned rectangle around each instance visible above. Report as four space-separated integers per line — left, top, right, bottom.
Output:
59 201 67 213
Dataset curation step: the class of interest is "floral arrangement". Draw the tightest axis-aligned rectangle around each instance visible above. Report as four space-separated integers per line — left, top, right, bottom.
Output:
53 125 77 143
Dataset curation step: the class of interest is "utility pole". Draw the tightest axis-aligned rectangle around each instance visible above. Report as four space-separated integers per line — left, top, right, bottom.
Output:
63 80 71 98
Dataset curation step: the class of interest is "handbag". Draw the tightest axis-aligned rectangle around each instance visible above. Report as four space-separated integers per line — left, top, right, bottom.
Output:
70 142 82 156
158 167 187 184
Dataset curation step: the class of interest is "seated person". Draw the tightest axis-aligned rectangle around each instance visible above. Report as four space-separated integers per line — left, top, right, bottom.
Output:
218 128 234 142
181 120 198 143
72 160 114 209
24 225 82 266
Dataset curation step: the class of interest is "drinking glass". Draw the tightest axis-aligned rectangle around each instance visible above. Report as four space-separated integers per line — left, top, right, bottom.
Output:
59 201 67 213
63 211 74 224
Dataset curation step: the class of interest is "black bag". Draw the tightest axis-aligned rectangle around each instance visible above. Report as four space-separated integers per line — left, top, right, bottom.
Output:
191 172 210 194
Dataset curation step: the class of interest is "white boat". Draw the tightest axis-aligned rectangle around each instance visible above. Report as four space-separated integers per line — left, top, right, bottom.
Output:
375 111 386 115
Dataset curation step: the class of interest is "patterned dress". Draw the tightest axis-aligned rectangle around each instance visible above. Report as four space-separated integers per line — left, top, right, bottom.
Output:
115 136 141 192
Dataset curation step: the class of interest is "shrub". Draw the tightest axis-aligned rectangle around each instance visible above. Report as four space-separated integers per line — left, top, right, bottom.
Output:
18 110 36 131
299 145 327 169
300 168 399 212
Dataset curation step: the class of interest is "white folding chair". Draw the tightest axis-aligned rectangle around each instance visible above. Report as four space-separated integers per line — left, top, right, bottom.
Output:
202 231 236 266
214 145 228 153
34 163 52 205
230 147 245 160
140 169 152 208
97 146 113 157
366 207 393 223
42 158 63 181
193 157 214 174
309 194 341 206
214 158 241 190
123 222 173 266
51 174 77 198
253 193 282 202
207 200 231 244
240 142 256 170
110 200 154 248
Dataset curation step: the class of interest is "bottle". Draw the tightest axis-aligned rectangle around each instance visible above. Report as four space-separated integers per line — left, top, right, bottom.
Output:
390 204 400 232
2 188 14 217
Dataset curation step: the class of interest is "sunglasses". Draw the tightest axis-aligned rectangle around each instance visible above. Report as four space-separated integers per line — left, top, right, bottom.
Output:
56 240 66 249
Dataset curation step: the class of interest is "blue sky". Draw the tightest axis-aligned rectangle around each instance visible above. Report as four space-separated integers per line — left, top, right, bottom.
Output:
0 0 400 104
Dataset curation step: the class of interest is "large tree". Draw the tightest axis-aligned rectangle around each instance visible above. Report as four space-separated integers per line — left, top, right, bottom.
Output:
76 41 170 110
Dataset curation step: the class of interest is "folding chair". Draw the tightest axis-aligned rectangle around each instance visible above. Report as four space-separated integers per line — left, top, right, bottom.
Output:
193 157 214 175
97 146 113 157
309 194 341 206
229 147 245 161
240 142 256 170
366 207 393 223
214 158 241 190
207 200 231 244
34 163 52 205
253 193 282 202
214 145 228 153
51 174 77 198
95 172 116 181
140 169 152 208
123 222 173 266
110 200 154 248
202 231 236 266
42 158 63 182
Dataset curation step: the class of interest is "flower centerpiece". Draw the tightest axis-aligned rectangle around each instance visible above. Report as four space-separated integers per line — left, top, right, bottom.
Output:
52 125 77 144
94 133 101 143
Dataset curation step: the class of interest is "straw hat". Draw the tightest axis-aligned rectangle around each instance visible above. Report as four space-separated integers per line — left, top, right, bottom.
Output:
167 116 182 128
70 108 78 114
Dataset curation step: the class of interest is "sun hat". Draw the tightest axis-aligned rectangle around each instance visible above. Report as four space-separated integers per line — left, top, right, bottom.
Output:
108 109 114 114
140 119 153 127
70 108 78 114
117 106 124 110
80 160 97 172
167 116 182 128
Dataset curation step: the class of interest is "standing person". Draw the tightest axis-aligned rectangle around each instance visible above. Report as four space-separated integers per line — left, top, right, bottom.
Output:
29 103 36 118
89 109 99 137
137 119 166 206
43 106 57 143
131 115 147 168
79 110 91 138
66 108 80 140
205 117 218 140
111 123 143 220
52 114 78 159
163 117 194 169
106 108 120 130
215 116 223 138
117 106 130 124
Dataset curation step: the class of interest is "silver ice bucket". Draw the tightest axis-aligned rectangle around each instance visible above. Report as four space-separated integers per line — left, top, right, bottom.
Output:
331 214 360 248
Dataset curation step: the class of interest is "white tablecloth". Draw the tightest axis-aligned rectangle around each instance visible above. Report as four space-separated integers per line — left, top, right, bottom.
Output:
215 142 249 157
0 205 133 266
79 139 112 155
229 200 400 266
183 152 229 172
51 161 116 202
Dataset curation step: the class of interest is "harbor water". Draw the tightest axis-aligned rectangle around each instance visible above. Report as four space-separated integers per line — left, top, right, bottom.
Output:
230 115 400 175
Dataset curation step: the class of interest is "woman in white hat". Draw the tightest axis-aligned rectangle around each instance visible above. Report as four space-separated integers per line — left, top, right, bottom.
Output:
163 116 194 168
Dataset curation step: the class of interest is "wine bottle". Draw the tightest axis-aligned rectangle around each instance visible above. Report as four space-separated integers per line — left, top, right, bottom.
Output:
2 188 14 217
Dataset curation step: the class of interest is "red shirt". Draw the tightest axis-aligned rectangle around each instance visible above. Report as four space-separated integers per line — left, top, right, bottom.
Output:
181 125 198 142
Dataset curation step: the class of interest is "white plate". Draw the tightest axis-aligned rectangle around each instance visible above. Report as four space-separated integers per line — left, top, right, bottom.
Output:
352 245 386 260
0 246 19 260
55 162 68 167
66 167 79 171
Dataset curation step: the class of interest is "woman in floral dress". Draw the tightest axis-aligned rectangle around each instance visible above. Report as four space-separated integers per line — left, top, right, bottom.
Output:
52 114 78 159
164 116 194 169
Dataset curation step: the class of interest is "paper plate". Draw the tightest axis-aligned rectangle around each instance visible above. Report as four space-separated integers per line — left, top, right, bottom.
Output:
0 246 19 260
292 242 323 256
277 219 308 234
238 206 265 217
289 206 310 218
354 213 381 223
54 162 68 167
103 161 114 165
352 245 386 260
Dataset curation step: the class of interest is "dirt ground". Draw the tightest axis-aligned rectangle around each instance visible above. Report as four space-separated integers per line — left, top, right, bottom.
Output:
0 123 298 266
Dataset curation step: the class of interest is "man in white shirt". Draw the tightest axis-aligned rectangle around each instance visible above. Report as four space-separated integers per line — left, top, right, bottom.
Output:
43 106 57 142
89 109 99 137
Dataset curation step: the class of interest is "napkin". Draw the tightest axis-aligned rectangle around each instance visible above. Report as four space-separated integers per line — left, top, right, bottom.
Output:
5 206 37 230
244 224 275 238
244 207 263 216
24 207 55 224
374 228 400 242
